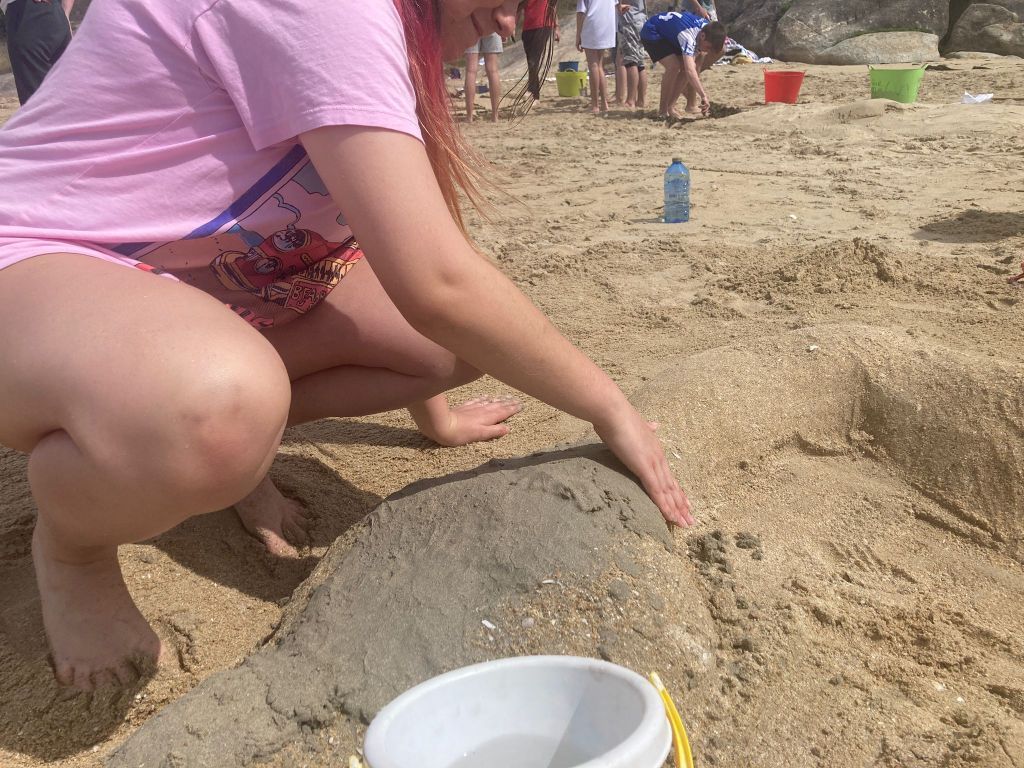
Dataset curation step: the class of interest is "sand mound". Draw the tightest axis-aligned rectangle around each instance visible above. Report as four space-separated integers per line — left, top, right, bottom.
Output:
636 324 1022 560
109 326 1023 768
108 444 696 766
723 238 908 300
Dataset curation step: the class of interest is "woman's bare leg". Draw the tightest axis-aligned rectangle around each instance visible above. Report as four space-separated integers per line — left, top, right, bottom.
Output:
237 258 522 555
0 254 291 689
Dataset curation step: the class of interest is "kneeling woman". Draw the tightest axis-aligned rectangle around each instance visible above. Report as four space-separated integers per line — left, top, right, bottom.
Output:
0 0 693 690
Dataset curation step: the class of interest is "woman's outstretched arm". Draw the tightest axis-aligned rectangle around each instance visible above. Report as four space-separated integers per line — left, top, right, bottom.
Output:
302 125 693 526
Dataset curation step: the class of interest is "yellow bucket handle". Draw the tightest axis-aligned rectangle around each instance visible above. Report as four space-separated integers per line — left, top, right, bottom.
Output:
649 672 695 768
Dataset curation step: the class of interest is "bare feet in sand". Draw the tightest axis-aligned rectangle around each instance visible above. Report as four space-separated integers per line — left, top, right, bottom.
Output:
235 397 520 555
234 475 311 557
33 524 162 690
414 395 523 448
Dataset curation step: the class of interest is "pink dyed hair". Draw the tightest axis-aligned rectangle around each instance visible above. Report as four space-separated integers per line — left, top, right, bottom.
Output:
392 0 485 231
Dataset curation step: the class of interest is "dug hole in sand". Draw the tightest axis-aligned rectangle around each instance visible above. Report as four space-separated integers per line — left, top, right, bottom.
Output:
108 325 1024 768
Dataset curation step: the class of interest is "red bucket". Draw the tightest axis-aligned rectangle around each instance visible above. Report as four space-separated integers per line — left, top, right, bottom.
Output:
764 70 806 104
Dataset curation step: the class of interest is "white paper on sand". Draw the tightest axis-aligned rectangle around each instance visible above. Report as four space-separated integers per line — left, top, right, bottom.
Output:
961 91 994 104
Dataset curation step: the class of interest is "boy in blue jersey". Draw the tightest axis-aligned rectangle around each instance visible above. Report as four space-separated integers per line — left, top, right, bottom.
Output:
641 11 726 118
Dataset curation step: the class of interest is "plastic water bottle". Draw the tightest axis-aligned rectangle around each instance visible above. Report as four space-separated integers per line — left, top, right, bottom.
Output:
663 158 690 223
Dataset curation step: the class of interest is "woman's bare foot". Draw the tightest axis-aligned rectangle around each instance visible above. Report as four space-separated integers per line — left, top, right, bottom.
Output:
234 475 310 557
411 395 523 447
32 524 162 690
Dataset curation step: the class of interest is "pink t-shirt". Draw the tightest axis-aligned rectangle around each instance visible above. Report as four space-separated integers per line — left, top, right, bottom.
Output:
0 0 422 327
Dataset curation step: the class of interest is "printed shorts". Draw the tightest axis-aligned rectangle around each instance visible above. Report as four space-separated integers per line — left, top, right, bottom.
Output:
618 12 647 67
0 236 363 329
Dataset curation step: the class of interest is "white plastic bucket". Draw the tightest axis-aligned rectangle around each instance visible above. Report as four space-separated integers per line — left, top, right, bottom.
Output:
363 656 671 768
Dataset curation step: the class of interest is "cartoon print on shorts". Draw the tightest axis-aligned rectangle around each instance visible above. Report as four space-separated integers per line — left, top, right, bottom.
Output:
115 150 360 328
211 193 360 317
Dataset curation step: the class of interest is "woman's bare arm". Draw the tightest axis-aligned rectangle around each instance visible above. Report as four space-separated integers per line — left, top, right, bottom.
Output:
301 125 693 526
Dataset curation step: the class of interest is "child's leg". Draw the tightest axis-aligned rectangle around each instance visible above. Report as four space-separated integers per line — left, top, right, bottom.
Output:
523 28 543 99
682 78 698 112
614 48 625 104
656 55 680 116
585 48 603 112
464 54 478 121
0 254 291 689
625 63 639 107
484 52 501 122
668 56 693 114
597 49 610 110
638 65 649 107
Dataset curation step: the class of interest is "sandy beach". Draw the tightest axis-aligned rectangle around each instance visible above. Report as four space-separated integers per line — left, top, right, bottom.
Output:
1 55 1022 767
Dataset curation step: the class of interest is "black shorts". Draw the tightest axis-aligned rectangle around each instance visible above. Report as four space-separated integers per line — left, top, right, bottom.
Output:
642 37 680 63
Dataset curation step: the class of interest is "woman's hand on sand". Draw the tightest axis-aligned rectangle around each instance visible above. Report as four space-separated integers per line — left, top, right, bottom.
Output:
594 412 694 527
410 395 523 447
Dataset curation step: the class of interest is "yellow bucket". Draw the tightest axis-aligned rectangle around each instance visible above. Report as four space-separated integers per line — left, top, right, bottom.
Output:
555 70 587 97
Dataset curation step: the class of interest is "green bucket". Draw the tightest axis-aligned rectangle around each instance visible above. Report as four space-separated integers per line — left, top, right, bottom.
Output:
869 65 925 104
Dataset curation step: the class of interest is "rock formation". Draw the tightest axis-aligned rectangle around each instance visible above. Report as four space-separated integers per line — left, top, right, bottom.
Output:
718 0 1022 61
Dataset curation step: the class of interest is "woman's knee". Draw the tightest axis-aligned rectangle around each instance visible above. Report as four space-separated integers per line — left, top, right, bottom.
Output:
89 340 291 504
168 352 290 495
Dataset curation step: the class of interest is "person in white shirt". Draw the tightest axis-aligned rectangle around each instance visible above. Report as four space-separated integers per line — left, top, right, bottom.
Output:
575 0 616 114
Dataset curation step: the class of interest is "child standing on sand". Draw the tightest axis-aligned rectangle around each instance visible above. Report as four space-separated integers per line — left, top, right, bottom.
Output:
575 0 616 114
464 32 504 122
617 0 649 109
518 0 560 102
0 0 692 690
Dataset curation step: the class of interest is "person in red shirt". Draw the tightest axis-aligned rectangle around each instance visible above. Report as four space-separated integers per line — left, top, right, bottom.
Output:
517 0 559 101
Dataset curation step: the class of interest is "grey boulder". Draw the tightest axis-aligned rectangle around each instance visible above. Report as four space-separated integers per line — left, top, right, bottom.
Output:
773 0 949 63
948 3 1024 56
816 31 941 64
